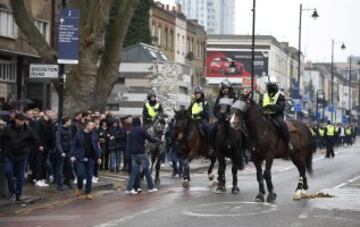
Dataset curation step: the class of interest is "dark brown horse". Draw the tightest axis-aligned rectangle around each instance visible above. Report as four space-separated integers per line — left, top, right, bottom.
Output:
214 98 244 194
232 96 315 202
174 109 216 188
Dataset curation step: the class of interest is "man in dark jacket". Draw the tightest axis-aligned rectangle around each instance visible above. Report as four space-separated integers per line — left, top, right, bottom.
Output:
55 116 74 190
71 120 102 200
125 117 159 194
0 113 42 201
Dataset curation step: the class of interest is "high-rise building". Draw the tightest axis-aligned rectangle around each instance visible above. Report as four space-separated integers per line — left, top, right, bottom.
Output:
175 0 235 34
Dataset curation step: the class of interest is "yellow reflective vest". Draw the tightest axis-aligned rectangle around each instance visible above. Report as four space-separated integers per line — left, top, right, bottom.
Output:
326 125 335 136
318 128 325 137
192 102 203 120
346 127 352 135
145 102 160 120
262 91 281 114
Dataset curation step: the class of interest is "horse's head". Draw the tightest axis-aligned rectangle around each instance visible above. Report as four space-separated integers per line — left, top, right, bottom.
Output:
153 113 168 134
231 94 250 122
174 109 191 141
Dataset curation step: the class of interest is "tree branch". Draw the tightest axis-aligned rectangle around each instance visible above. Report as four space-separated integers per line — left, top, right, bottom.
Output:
10 0 57 62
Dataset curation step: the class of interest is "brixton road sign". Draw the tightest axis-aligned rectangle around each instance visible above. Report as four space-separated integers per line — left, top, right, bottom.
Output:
29 64 59 78
58 9 80 64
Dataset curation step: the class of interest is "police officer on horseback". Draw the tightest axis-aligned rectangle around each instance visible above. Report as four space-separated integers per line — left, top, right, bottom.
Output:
188 86 209 139
209 79 237 151
262 76 293 151
143 90 163 127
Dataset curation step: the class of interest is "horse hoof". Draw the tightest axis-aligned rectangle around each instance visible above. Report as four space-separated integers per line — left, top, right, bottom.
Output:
208 174 215 181
266 192 277 203
293 190 303 200
215 186 226 194
255 193 265 202
231 186 240 194
182 180 190 188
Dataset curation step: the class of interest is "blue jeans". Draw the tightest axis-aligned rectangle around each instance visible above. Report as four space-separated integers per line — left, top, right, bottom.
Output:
126 154 154 190
110 151 121 171
56 154 73 187
4 157 28 197
76 159 94 194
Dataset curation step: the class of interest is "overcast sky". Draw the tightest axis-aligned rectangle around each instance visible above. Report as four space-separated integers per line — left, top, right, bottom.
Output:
158 0 360 63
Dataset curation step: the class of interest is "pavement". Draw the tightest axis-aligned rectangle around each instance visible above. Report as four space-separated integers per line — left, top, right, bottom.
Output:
0 141 360 226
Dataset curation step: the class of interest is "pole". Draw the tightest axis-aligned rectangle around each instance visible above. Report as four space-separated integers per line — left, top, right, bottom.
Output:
250 0 256 100
331 39 334 122
58 0 66 124
316 90 319 124
349 56 352 111
297 4 302 85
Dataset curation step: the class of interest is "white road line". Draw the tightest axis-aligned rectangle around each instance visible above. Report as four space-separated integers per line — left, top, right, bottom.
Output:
94 208 158 227
333 175 360 189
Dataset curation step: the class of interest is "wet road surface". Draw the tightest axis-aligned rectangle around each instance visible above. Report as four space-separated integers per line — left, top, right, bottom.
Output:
1 142 360 227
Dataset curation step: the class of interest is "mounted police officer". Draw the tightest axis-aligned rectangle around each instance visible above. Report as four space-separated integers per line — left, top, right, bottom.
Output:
209 79 236 150
188 86 209 139
142 90 163 127
261 76 293 151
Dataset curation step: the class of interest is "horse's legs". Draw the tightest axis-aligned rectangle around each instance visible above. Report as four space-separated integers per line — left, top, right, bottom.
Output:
207 153 216 181
231 151 240 194
182 159 190 188
215 149 226 193
155 151 161 185
264 159 277 202
292 156 308 200
254 159 265 202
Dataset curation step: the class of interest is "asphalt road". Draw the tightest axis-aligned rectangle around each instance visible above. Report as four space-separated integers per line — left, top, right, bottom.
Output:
1 142 360 227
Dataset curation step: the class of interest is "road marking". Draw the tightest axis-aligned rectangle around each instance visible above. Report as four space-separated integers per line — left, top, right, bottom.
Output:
333 175 360 189
94 208 158 227
0 215 80 222
182 201 277 217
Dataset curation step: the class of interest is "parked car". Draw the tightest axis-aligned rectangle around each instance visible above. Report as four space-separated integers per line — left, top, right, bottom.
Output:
209 57 244 75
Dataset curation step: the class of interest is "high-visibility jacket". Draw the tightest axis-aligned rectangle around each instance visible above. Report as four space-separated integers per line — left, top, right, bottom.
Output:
191 102 203 120
318 128 325 137
262 91 281 114
326 125 335 136
346 127 352 135
145 102 160 120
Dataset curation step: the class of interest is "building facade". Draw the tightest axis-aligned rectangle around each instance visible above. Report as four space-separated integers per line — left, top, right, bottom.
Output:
0 0 55 110
175 0 235 34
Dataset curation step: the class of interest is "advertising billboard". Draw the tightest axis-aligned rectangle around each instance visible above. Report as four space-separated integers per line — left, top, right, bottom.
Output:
206 51 268 87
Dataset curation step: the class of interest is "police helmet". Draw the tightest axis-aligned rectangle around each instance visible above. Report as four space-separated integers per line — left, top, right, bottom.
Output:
220 79 232 89
147 90 156 99
193 86 204 94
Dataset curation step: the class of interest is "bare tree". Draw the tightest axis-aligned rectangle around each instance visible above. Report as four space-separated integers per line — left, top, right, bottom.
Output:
10 0 141 115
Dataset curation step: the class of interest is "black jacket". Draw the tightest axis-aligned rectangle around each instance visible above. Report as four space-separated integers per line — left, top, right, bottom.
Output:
107 127 126 153
0 122 40 161
127 118 158 155
55 126 73 154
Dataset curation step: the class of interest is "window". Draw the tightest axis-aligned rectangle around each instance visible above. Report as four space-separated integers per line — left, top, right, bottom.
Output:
0 60 16 82
149 50 158 59
179 86 188 94
34 19 50 43
0 10 17 38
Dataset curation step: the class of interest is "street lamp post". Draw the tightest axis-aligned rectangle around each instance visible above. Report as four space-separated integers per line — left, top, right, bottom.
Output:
250 0 256 100
297 4 318 94
58 0 67 124
316 89 324 124
330 40 346 122
349 56 352 112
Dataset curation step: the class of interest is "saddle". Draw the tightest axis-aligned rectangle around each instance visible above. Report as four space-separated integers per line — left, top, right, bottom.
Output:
285 121 297 133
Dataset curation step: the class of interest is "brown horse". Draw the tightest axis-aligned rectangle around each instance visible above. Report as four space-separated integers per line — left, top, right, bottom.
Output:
174 109 216 188
232 96 315 202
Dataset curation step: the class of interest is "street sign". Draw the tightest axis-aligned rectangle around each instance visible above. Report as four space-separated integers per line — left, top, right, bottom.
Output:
294 100 302 113
29 64 59 78
58 9 80 64
327 105 334 113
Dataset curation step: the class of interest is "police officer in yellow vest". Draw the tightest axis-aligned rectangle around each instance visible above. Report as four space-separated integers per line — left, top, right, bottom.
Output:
324 120 335 158
345 125 353 145
262 76 294 151
142 90 163 126
188 86 209 138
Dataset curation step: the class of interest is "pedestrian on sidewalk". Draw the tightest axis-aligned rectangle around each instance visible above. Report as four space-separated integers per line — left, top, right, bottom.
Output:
108 118 126 172
125 117 159 194
0 113 43 201
55 116 74 191
72 120 102 200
